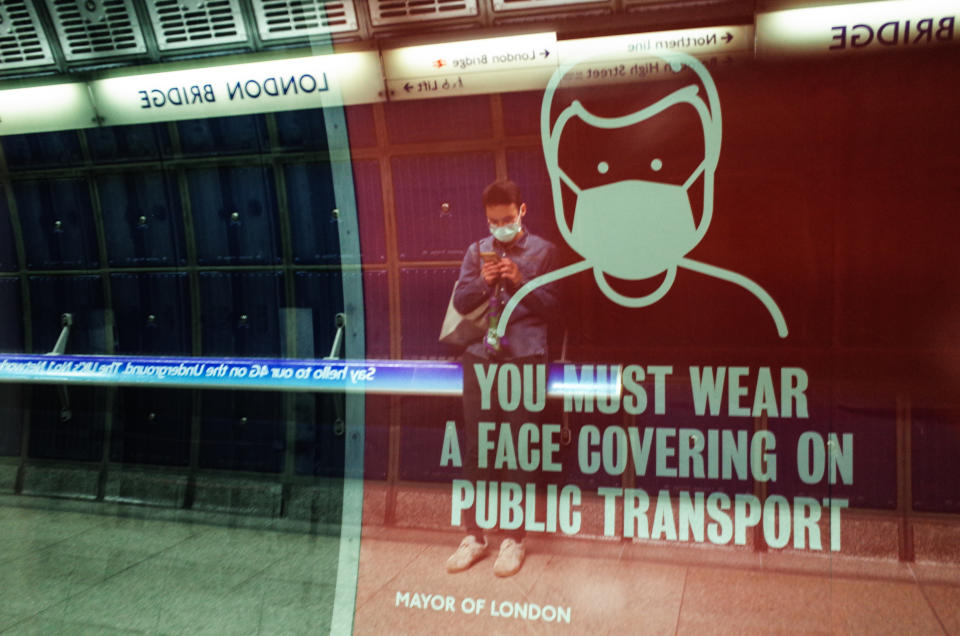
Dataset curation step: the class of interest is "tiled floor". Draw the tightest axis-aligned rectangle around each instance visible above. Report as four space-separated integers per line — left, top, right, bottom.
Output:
3 501 959 635
0 504 339 635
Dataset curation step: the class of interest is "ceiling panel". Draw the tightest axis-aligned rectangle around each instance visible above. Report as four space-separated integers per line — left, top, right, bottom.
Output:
45 0 147 62
253 0 358 40
493 0 607 10
146 0 249 51
0 0 56 70
370 0 478 27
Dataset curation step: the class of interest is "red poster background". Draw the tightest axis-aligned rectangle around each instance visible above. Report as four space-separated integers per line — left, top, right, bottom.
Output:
352 44 960 634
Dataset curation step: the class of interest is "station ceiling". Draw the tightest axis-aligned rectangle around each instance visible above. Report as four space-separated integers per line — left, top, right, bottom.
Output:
0 0 755 78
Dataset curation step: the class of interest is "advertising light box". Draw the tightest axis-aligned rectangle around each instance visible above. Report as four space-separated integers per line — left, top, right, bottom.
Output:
757 0 960 57
2 12 960 636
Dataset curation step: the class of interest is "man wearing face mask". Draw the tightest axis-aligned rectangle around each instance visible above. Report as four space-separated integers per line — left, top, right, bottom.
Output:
446 179 559 577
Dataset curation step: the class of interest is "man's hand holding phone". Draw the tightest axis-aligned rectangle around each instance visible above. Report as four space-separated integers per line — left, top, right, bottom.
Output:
480 251 500 286
481 251 523 287
497 257 523 286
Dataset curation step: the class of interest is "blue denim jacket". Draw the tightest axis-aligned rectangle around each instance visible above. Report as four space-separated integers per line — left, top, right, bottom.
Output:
453 232 560 359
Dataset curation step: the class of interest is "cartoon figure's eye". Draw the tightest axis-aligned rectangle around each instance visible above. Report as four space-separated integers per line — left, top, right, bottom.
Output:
597 161 609 174
651 158 663 172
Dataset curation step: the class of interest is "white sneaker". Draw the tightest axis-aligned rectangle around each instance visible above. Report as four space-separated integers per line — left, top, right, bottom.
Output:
446 535 487 573
493 538 525 577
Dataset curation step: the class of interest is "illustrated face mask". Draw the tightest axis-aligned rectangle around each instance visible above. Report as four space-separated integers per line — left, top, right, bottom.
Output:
544 81 717 282
562 170 702 279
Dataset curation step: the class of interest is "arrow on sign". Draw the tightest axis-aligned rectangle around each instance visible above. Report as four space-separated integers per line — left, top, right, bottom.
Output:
404 82 414 92
722 32 733 44
433 59 446 68
540 49 550 59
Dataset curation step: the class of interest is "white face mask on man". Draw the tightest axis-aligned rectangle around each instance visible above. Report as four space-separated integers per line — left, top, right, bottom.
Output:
490 220 522 243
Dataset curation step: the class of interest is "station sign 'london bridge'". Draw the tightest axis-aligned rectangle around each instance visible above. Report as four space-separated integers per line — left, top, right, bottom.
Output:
132 72 329 110
85 51 385 126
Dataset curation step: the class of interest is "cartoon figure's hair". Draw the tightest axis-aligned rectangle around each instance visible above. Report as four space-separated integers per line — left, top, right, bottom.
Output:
540 50 722 250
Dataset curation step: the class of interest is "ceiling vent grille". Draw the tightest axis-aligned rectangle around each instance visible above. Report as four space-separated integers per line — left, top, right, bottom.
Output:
252 0 358 40
492 0 607 10
0 0 55 70
147 0 249 51
370 0 477 26
45 0 146 61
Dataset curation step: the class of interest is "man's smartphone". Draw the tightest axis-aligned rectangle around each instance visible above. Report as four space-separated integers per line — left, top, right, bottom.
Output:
480 251 498 263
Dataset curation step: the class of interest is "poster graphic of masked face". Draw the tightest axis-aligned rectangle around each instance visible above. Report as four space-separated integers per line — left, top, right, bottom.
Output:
494 51 787 341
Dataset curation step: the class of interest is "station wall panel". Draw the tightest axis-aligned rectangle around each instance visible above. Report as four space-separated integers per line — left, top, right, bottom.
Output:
199 271 282 357
363 394 390 480
399 266 459 359
16 178 99 270
0 278 23 352
177 114 268 156
199 390 285 473
293 393 345 477
28 275 106 354
505 146 565 248
284 162 340 264
397 395 461 482
85 124 171 163
187 165 281 265
111 388 192 467
274 108 328 151
344 104 377 149
0 385 24 456
501 90 541 137
1 131 83 170
112 272 190 355
0 187 18 271
362 269 389 359
392 152 495 260
293 270 343 358
28 386 105 462
384 95 491 144
98 170 186 267
912 407 960 513
829 405 897 509
353 159 386 263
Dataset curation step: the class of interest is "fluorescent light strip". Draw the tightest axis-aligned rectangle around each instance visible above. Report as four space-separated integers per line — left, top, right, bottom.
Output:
0 83 97 135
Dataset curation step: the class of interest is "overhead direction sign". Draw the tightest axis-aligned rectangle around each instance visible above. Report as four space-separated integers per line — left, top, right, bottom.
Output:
550 51 752 88
558 25 754 65
386 66 557 101
88 50 384 126
757 0 959 57
382 32 558 99
549 26 753 87
383 32 557 79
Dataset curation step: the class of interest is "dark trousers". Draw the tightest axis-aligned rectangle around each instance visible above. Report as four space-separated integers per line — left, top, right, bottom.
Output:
461 351 549 542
